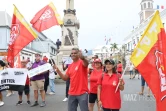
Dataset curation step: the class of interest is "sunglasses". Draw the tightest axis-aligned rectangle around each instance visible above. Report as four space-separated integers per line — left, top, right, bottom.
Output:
71 52 78 55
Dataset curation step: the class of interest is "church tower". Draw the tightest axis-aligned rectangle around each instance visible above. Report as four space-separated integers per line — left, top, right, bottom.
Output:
139 0 155 23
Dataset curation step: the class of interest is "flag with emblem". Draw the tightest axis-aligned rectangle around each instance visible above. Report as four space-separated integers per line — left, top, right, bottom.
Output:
7 5 38 67
30 2 63 32
130 11 166 111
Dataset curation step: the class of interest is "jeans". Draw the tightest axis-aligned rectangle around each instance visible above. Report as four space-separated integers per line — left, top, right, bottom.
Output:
49 79 55 93
66 79 70 98
68 93 88 111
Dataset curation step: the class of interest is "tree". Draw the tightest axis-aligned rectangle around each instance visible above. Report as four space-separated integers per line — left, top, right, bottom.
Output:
110 43 118 62
110 43 118 52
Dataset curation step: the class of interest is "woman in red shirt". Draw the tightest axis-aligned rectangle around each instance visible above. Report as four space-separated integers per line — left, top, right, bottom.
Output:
89 59 103 111
97 59 124 111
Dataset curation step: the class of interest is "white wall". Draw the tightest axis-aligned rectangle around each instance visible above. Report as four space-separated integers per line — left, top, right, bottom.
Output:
0 27 10 50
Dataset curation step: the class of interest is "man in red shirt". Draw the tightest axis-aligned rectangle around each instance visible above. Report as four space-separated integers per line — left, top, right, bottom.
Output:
117 61 123 74
54 48 89 111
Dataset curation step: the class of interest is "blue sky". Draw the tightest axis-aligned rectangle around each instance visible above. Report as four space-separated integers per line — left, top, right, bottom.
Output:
0 0 166 50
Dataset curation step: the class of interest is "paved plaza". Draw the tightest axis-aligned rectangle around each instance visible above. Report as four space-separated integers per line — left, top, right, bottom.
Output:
0 75 155 111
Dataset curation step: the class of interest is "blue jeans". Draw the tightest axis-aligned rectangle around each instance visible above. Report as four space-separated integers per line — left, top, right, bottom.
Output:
49 79 55 93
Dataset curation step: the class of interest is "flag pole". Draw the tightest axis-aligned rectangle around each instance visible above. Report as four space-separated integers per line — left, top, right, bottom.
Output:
36 37 54 64
115 62 129 93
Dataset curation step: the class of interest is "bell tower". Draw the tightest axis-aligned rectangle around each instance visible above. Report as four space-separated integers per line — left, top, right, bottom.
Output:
139 0 155 23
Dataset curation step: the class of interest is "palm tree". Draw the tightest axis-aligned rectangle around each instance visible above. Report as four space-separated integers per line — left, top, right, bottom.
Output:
110 43 118 62
110 43 118 52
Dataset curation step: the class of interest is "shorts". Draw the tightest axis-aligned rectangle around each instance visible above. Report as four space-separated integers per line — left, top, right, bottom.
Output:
141 76 148 86
89 93 97 103
18 85 30 95
31 79 45 90
129 70 133 75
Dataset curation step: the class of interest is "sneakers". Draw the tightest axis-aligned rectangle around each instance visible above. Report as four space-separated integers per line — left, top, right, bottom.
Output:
40 101 46 107
0 101 4 107
63 98 68 102
31 101 39 107
16 101 23 106
49 92 55 95
27 101 31 105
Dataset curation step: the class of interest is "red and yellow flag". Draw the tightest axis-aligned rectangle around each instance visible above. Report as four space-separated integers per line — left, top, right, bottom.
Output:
131 11 166 111
30 2 63 32
7 5 37 67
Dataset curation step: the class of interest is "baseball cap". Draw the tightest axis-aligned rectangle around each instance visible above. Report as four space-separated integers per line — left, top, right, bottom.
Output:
94 59 102 63
104 59 115 65
35 53 41 57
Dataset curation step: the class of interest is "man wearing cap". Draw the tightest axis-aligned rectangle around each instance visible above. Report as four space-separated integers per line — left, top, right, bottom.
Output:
54 48 89 111
30 53 47 107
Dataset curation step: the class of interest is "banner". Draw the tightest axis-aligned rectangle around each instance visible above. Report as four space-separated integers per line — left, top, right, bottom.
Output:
62 57 73 65
0 68 28 91
28 63 52 78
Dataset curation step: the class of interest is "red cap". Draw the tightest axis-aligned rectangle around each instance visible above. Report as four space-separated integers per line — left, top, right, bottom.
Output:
94 59 102 63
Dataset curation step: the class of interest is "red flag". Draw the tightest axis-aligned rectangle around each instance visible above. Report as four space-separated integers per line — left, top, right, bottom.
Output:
7 5 37 67
131 11 166 111
14 53 21 68
161 6 164 9
105 36 107 41
30 2 63 32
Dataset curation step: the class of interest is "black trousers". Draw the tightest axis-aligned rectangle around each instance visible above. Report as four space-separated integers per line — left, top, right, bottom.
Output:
44 78 49 93
66 79 70 98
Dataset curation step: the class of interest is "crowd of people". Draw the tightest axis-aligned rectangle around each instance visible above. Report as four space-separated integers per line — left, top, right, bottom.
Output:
0 48 151 111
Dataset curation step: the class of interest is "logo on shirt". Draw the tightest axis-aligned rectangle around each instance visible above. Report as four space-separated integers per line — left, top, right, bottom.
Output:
75 66 78 71
113 81 117 86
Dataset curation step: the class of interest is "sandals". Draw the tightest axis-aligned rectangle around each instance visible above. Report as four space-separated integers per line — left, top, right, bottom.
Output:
139 92 144 95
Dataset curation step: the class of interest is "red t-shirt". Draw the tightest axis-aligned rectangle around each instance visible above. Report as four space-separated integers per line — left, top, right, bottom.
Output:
97 73 123 109
66 59 88 95
117 63 123 72
89 69 102 94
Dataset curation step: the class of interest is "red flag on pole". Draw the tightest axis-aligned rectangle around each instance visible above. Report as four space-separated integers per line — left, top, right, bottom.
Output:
7 5 38 67
105 36 107 41
131 11 166 111
30 2 63 32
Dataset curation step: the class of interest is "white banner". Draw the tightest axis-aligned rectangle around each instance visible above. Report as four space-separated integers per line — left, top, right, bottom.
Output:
28 63 52 78
0 68 28 91
62 57 73 65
